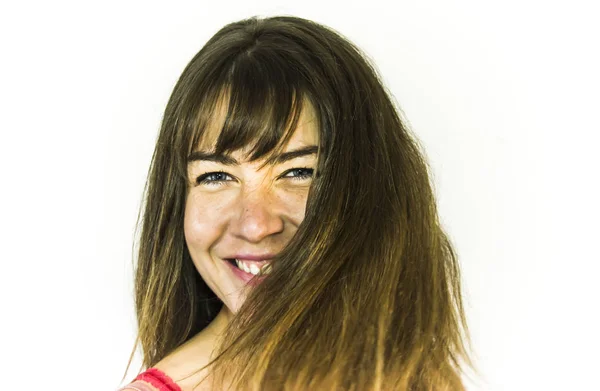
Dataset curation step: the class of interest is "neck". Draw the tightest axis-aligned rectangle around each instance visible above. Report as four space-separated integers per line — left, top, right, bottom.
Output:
209 306 233 337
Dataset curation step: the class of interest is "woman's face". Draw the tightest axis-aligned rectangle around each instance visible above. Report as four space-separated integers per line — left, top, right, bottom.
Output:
184 103 319 314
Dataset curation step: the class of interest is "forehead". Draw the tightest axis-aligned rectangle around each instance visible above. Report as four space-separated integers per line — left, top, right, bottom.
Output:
195 96 319 155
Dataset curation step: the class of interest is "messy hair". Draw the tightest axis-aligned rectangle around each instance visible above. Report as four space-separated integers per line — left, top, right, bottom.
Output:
126 15 475 390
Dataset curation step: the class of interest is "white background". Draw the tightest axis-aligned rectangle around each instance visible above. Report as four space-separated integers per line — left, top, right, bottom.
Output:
1 1 598 390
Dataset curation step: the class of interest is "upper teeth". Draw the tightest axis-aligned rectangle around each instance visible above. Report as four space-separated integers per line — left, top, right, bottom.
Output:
235 259 272 275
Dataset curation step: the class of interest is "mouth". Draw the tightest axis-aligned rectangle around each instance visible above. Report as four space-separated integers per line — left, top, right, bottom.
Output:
225 258 272 283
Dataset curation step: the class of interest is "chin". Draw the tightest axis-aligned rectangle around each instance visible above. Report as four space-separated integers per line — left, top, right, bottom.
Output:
222 292 248 314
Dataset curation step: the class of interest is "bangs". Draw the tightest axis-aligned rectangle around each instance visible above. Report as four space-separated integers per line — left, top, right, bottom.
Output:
176 53 314 177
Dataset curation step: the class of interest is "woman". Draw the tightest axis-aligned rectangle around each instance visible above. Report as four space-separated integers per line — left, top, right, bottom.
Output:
119 15 474 391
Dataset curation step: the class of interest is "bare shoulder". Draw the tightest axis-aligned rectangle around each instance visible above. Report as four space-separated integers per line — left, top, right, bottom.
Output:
153 331 215 391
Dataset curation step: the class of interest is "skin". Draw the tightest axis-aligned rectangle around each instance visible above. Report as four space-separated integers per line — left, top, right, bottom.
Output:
148 101 319 391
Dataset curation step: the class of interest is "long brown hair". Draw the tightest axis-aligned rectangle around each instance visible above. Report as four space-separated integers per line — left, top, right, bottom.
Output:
126 15 475 390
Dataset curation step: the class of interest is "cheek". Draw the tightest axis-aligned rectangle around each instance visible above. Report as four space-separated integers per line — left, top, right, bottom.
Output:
183 192 229 253
280 187 310 224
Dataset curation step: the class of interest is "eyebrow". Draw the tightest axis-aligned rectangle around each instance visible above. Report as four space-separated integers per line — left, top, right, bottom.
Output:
187 145 318 165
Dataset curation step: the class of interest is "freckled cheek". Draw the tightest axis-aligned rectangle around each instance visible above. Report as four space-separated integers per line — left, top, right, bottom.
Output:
183 193 231 253
278 188 310 224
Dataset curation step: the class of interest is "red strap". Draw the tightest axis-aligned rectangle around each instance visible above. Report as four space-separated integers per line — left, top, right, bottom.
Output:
131 368 181 391
117 380 156 391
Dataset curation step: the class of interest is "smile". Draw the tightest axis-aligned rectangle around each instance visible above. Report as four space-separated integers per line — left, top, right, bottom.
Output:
225 258 273 283
233 259 273 275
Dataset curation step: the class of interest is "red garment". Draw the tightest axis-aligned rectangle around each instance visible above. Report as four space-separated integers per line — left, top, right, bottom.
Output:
118 368 182 391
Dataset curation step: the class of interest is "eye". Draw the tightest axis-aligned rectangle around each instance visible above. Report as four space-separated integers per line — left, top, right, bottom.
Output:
195 171 234 186
280 167 314 181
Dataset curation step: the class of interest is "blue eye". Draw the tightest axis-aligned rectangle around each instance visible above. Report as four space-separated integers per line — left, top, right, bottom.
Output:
281 167 314 180
195 171 234 185
194 168 314 186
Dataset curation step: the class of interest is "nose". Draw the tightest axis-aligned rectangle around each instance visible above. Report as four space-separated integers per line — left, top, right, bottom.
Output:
229 187 285 243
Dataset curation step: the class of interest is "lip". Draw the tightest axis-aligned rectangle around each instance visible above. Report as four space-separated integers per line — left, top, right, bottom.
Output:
224 258 268 286
226 253 277 261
